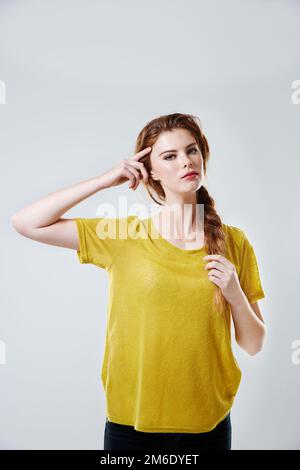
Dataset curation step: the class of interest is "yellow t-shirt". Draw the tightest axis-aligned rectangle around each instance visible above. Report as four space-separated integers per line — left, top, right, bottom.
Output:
75 215 265 433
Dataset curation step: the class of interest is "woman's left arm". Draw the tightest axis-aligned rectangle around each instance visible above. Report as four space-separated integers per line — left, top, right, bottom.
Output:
203 254 266 356
229 296 266 356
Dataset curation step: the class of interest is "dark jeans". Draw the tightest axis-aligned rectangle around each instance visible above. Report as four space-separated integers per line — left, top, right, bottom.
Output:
103 412 231 451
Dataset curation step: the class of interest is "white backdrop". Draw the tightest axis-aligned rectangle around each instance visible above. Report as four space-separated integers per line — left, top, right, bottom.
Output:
1 0 300 450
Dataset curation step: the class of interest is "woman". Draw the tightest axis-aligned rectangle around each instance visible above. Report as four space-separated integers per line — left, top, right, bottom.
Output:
11 113 266 451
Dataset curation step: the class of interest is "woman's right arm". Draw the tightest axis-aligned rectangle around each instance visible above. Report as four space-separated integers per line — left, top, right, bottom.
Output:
10 174 111 250
10 147 151 250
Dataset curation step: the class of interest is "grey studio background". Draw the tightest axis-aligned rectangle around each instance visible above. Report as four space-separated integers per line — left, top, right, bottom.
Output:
1 0 300 450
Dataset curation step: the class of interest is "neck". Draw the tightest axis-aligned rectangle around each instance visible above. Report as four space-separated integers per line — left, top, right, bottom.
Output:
157 194 204 239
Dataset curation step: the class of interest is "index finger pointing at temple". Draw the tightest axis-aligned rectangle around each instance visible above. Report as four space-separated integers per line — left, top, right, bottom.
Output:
130 147 152 161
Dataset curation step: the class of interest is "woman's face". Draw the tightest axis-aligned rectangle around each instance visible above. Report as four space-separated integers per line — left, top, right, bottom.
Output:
149 128 203 194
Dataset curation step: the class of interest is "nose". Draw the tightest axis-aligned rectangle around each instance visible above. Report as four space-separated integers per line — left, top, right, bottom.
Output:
180 153 193 167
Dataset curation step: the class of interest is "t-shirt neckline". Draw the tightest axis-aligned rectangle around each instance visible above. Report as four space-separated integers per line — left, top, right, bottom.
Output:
141 216 207 255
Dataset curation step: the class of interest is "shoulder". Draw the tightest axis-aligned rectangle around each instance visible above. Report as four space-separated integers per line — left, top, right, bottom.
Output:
222 223 246 249
222 223 261 275
96 215 148 240
81 215 137 240
127 215 150 239
222 223 252 271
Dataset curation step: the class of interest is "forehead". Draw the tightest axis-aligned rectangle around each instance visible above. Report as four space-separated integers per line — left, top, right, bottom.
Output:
153 129 196 153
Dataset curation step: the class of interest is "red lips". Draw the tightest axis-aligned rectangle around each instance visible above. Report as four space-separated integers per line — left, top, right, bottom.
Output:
181 171 198 178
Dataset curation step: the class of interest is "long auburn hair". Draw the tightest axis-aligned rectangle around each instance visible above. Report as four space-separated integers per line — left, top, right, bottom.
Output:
134 112 228 314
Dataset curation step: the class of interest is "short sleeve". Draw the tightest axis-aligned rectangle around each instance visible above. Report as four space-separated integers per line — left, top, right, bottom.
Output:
237 231 266 303
75 217 128 270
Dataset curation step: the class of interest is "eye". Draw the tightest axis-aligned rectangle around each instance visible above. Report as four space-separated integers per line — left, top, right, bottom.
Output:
163 155 176 161
163 147 198 160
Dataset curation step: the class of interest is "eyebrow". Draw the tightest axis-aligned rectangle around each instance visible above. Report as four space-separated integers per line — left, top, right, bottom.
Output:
159 142 197 157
